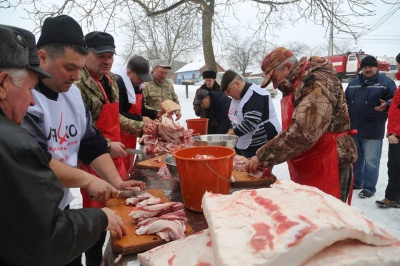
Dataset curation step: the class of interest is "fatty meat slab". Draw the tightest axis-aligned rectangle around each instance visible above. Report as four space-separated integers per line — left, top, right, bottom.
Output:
138 229 214 266
202 180 399 266
137 231 400 266
304 239 400 266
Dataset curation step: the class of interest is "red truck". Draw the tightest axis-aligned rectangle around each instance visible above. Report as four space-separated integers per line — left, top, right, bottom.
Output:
326 52 390 81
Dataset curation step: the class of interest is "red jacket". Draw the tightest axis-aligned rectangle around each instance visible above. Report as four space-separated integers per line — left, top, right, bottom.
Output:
387 72 400 136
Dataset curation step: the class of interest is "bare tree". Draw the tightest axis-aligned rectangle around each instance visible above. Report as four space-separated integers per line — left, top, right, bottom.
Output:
225 38 269 76
0 0 20 8
14 0 384 71
119 3 201 67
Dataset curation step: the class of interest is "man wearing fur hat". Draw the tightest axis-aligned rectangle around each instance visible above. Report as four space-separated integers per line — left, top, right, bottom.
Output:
21 16 145 265
193 70 221 133
345 55 397 199
0 24 127 265
245 47 357 203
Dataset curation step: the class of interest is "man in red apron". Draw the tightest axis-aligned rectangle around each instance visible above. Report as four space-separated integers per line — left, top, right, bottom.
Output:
76 32 155 265
115 55 156 173
245 47 357 203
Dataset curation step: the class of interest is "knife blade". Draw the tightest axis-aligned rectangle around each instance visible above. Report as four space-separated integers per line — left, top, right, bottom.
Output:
117 190 146 198
125 148 145 155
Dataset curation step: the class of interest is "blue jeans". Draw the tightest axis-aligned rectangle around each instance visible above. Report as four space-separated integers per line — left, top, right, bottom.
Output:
353 137 383 194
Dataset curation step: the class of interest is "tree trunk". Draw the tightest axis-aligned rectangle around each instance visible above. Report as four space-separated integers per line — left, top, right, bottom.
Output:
202 4 217 72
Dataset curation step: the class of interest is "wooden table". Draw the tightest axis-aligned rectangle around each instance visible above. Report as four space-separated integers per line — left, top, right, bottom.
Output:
101 151 274 265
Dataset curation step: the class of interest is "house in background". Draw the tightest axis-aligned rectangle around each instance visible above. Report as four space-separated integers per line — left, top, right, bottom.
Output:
173 61 225 84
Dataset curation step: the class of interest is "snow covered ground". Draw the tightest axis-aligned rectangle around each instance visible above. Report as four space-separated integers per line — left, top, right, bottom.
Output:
71 82 400 239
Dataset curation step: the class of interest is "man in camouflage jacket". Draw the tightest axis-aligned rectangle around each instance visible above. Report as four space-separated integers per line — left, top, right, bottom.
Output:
246 47 357 203
142 59 181 119
78 68 146 136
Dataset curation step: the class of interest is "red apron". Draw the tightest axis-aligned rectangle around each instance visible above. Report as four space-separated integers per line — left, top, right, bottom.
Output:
281 61 342 199
120 94 143 173
79 74 128 208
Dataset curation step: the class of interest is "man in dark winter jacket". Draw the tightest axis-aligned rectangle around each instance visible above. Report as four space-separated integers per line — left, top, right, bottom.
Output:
193 70 221 133
0 24 125 266
194 89 231 134
345 55 397 199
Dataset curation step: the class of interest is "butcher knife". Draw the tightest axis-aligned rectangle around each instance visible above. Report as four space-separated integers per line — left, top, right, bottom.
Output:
117 190 146 198
125 149 145 155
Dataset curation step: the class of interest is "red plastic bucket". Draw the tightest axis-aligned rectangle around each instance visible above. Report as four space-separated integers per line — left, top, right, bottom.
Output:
186 118 209 135
174 146 235 212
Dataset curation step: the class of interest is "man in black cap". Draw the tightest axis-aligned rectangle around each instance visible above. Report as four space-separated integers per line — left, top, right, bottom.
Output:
0 24 127 265
193 70 221 133
115 55 158 173
345 55 397 199
116 55 158 124
194 88 231 134
20 16 146 266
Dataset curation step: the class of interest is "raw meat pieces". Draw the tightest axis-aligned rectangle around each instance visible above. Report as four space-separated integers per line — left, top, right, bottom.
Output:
138 116 195 154
129 201 186 242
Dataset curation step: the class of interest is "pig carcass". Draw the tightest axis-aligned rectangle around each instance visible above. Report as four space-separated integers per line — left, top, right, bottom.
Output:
202 180 400 266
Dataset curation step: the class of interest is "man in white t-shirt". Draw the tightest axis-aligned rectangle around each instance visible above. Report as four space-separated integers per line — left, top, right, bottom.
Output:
21 15 146 266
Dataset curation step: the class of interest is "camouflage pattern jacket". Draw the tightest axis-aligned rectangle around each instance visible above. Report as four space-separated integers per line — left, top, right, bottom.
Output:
142 79 180 111
256 56 357 168
76 68 143 137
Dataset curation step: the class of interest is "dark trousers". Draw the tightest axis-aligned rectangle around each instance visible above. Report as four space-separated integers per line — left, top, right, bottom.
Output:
64 230 106 266
63 203 107 266
386 143 400 201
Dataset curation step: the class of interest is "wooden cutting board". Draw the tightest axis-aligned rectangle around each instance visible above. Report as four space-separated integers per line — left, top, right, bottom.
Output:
232 172 277 187
106 189 193 255
136 154 167 170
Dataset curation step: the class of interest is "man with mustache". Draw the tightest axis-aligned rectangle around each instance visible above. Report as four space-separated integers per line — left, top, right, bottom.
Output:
345 55 396 199
0 24 126 265
76 31 155 265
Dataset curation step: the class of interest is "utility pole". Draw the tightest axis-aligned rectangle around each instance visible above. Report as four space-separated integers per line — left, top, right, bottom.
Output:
328 4 334 56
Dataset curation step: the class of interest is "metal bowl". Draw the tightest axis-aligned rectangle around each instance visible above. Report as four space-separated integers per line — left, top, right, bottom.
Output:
163 154 179 180
192 134 238 149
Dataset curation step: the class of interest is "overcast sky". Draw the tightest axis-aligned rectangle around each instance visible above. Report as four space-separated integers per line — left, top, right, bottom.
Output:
1 1 399 67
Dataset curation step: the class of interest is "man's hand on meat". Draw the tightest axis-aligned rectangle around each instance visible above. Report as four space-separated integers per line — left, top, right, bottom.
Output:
101 207 127 238
245 156 262 174
87 176 119 201
160 100 181 121
110 141 127 158
143 121 157 135
173 109 182 121
115 179 147 192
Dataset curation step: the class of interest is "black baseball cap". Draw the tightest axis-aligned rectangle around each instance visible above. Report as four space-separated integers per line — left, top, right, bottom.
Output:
85 31 116 54
127 55 152 82
0 25 51 78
